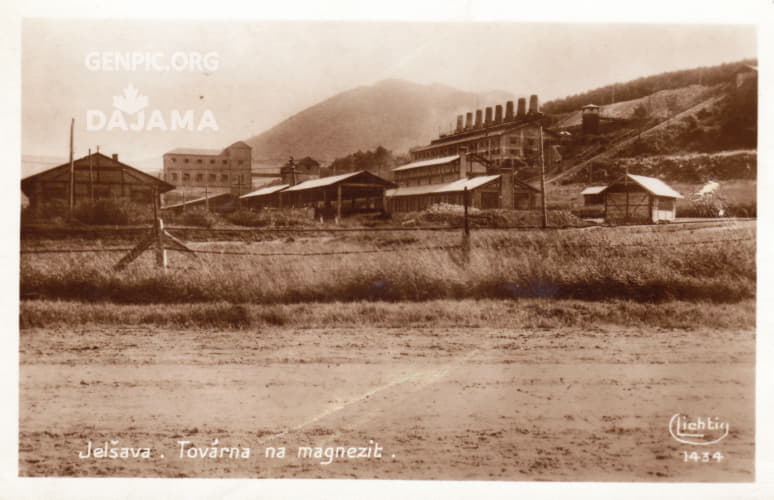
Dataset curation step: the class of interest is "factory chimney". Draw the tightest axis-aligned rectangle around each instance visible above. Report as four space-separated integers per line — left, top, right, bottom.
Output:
505 101 514 121
465 112 473 129
517 98 526 118
529 94 540 114
456 115 464 133
475 109 483 128
495 104 503 124
485 107 493 126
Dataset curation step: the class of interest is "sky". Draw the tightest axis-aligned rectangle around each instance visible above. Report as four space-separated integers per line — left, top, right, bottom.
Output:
22 20 756 169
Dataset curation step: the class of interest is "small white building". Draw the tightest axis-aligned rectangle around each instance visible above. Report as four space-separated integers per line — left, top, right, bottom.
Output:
599 174 683 224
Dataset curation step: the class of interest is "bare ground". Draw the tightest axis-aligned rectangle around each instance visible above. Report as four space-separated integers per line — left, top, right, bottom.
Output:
19 324 754 481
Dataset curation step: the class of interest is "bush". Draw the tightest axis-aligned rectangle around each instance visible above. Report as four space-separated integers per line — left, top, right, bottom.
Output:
223 209 270 227
72 199 144 225
174 207 218 228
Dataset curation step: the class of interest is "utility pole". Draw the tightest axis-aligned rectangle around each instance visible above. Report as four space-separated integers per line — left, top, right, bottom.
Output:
88 147 94 201
68 118 75 216
539 123 548 228
624 165 630 223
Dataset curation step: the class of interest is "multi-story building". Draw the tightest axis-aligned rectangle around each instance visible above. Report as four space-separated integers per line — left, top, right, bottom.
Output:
409 95 558 168
162 141 252 197
386 95 551 212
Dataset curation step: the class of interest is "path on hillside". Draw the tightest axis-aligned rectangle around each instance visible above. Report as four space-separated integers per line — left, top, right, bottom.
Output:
547 94 725 185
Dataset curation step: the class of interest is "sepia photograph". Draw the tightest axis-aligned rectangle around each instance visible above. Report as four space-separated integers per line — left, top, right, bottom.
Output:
7 3 769 496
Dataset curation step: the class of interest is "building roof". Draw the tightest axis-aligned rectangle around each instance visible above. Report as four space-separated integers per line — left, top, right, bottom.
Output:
393 155 460 172
240 184 290 199
21 152 175 193
164 147 223 156
283 170 394 192
386 175 501 198
582 104 600 109
581 186 606 195
162 190 232 210
601 174 683 199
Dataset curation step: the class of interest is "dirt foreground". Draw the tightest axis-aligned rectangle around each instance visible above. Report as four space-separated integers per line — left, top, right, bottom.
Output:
19 323 754 481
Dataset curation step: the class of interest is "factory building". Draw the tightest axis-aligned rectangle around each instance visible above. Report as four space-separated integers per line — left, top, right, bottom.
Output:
387 95 550 212
162 141 253 197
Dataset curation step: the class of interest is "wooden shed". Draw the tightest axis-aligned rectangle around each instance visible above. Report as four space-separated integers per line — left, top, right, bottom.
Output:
385 175 502 213
600 174 683 224
281 170 396 218
21 152 174 212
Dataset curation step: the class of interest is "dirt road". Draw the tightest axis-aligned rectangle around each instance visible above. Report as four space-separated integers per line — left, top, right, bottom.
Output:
19 323 754 481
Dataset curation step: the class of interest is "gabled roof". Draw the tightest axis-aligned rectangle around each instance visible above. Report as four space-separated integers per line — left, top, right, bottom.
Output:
240 184 290 199
581 186 606 195
386 175 501 198
226 141 252 150
284 170 395 192
393 155 460 172
21 152 175 193
600 174 683 199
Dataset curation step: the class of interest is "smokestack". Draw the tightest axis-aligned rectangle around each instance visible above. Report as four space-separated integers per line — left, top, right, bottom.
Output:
456 115 464 133
112 153 118 162
529 94 539 114
495 105 503 124
517 98 526 118
465 112 473 129
485 107 493 125
505 101 514 121
475 109 483 128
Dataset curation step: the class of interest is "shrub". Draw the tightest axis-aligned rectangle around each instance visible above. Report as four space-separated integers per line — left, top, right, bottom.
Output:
174 207 218 228
223 209 270 227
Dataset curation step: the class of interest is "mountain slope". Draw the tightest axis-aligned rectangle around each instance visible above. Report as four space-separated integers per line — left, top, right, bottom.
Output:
243 79 513 161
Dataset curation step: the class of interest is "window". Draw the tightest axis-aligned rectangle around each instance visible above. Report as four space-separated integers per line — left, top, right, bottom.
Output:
222 160 227 165
209 173 216 182
172 157 177 162
197 159 203 164
221 174 228 182
238 160 244 165
182 173 190 181
171 173 178 181
195 174 203 181
210 159 215 164
184 158 189 163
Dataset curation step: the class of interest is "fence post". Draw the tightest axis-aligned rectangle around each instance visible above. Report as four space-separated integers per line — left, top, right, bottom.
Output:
462 186 471 263
153 187 167 270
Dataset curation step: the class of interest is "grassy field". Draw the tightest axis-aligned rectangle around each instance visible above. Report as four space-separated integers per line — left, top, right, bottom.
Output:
20 221 755 307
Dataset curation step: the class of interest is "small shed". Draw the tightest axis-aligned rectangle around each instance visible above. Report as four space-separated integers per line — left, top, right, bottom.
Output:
581 186 606 206
600 174 683 224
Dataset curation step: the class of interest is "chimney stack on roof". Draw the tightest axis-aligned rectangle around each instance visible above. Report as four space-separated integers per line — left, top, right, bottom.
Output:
112 153 119 162
465 112 473 129
529 94 539 114
456 115 464 133
495 104 503 124
517 98 526 118
485 107 493 126
505 101 514 121
474 109 483 128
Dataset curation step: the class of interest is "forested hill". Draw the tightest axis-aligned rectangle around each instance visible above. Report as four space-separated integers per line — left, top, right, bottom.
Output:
542 58 756 115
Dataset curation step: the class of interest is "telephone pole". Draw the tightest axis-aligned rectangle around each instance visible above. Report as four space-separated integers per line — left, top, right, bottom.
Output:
539 123 548 229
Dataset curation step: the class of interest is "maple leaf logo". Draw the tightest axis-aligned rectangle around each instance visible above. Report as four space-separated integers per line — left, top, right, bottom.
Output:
112 83 149 115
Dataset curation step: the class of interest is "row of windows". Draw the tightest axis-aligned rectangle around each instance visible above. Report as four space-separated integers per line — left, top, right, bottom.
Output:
168 157 245 166
168 172 246 184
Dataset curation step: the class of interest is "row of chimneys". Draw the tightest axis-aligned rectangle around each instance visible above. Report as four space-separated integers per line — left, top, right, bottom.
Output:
454 95 539 133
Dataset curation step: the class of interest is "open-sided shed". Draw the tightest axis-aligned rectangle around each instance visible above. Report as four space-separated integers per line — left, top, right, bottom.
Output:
600 174 683 224
385 175 502 213
281 170 396 218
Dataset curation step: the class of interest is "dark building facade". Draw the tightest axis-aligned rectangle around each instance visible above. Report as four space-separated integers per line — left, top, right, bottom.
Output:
22 152 174 211
162 141 252 196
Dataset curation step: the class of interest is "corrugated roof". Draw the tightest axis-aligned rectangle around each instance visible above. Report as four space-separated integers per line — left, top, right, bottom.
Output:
165 147 223 156
240 184 289 199
386 175 500 198
581 186 606 195
283 171 363 192
393 155 459 172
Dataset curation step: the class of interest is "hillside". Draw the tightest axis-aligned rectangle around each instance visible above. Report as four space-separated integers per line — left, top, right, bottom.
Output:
243 79 513 162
